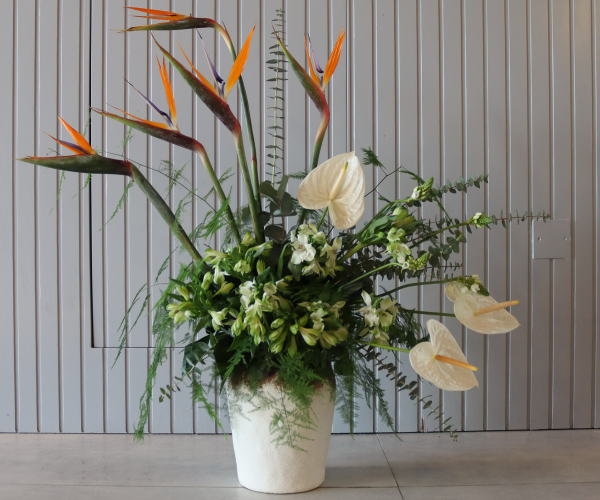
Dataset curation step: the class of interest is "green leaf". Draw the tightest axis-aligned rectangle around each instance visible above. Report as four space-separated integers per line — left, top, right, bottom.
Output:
277 175 289 199
259 181 279 203
264 224 286 242
19 154 132 177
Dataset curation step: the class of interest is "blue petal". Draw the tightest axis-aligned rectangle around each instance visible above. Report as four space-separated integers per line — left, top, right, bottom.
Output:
307 34 324 74
58 139 88 154
125 79 174 128
196 30 225 97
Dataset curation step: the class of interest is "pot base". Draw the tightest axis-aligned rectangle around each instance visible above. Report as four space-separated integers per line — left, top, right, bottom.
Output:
228 380 335 494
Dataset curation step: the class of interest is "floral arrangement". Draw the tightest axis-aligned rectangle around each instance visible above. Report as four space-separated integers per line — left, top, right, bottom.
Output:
19 8 548 445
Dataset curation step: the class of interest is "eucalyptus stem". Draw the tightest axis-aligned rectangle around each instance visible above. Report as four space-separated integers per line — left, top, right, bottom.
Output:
338 242 366 263
360 341 411 353
195 144 241 245
380 278 456 296
342 262 397 289
410 222 470 249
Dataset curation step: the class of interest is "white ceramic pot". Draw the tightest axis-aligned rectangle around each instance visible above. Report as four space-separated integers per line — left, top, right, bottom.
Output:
227 378 336 494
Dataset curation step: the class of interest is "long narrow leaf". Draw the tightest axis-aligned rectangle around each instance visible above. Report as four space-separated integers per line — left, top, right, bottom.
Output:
94 109 200 152
130 165 201 261
19 154 133 177
124 16 220 32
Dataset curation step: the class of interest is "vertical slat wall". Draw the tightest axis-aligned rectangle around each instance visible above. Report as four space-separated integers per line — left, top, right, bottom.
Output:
1 0 599 434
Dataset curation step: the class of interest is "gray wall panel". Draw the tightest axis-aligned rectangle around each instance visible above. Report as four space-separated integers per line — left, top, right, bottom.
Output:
2 0 599 434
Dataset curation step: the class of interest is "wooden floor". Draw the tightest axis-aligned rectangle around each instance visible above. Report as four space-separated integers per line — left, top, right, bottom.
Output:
1 430 599 499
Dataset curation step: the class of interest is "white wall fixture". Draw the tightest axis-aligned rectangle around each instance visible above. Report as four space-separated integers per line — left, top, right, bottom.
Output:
533 220 571 259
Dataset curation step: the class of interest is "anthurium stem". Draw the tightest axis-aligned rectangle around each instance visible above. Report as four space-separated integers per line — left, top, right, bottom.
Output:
405 310 456 318
298 116 329 225
317 207 328 230
194 144 241 245
130 165 202 261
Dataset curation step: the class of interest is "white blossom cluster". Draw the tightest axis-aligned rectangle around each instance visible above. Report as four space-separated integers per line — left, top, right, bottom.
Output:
290 224 342 277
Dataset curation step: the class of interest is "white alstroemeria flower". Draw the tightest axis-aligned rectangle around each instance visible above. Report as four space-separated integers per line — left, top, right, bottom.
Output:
234 260 251 274
240 232 256 246
409 319 479 391
245 301 263 320
445 282 520 334
321 237 342 262
299 327 319 346
387 241 411 265
387 228 406 243
209 309 228 331
291 233 316 264
204 249 227 266
263 282 278 297
302 258 324 276
330 301 346 319
297 151 366 229
358 291 379 327
378 297 399 328
213 266 228 285
360 326 390 346
297 223 318 236
238 280 255 308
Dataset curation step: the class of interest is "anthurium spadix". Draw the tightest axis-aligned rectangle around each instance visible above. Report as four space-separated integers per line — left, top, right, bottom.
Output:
409 320 479 392
18 117 201 261
445 283 520 334
297 152 365 230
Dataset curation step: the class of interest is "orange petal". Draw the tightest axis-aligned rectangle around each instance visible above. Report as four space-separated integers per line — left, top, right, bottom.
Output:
126 7 186 20
304 35 320 86
224 24 255 100
177 40 220 98
157 56 178 130
323 29 346 88
57 117 95 155
109 105 172 130
130 15 184 21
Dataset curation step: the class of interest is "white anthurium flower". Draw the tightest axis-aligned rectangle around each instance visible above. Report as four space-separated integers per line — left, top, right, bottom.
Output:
297 151 366 229
454 294 520 334
445 282 520 334
409 319 479 391
291 233 316 264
